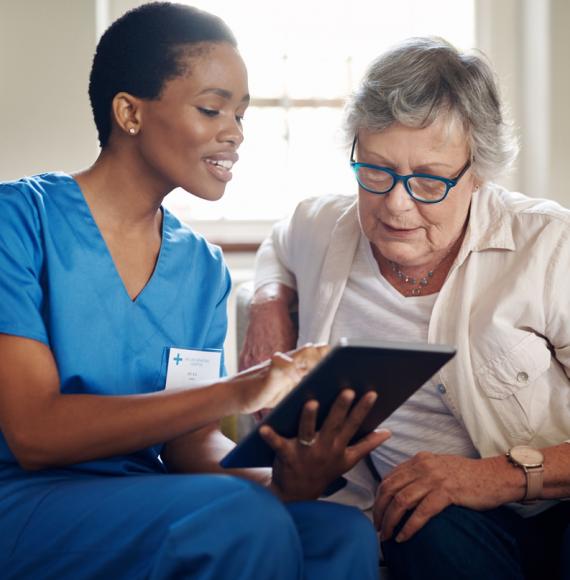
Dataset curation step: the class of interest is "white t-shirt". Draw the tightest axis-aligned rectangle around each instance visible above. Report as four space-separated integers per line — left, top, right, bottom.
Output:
330 233 479 479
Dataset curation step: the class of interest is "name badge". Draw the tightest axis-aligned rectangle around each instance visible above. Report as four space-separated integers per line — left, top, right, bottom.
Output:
165 347 222 390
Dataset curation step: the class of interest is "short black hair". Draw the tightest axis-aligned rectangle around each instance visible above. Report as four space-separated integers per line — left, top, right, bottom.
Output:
89 2 237 147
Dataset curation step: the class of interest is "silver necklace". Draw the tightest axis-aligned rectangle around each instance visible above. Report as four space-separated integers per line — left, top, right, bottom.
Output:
389 261 434 296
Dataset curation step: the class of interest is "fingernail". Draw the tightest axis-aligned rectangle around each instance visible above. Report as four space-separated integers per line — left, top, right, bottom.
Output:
395 533 404 543
374 428 391 435
305 400 318 412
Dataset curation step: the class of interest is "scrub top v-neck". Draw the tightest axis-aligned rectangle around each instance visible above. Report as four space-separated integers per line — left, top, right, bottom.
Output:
0 172 231 478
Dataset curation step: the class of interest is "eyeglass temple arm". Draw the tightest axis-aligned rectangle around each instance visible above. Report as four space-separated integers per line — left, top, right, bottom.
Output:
452 159 472 183
350 136 358 163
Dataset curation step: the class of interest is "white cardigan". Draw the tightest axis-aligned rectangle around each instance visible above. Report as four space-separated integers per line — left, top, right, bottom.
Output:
255 184 570 461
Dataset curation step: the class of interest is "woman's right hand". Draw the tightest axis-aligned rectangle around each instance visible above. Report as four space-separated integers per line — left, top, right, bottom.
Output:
232 343 329 415
261 389 391 501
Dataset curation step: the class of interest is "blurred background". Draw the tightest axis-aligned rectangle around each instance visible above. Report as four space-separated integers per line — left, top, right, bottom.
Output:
1 0 569 372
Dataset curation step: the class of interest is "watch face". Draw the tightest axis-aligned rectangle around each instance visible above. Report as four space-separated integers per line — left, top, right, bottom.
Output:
510 446 544 466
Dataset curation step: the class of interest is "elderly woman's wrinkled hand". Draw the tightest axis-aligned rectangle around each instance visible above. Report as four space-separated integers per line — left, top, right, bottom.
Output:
373 452 518 543
260 389 391 502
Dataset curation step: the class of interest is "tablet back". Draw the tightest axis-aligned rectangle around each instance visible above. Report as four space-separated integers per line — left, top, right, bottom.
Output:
221 339 456 468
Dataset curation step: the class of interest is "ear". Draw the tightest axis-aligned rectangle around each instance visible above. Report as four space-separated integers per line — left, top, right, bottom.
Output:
111 92 142 136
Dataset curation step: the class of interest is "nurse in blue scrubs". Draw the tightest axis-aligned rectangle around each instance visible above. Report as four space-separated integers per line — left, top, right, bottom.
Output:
0 3 390 579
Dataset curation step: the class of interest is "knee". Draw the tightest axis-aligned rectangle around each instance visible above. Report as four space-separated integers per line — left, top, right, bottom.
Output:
223 479 298 539
152 478 304 578
211 479 305 575
163 475 300 545
289 500 379 554
324 503 378 551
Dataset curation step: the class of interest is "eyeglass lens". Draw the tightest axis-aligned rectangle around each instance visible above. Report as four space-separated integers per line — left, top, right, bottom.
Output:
356 166 447 201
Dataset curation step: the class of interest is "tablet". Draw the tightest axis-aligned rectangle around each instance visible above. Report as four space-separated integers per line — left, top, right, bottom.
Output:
220 338 456 469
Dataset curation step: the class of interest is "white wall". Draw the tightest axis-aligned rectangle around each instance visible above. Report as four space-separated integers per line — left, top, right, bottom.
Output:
0 0 99 179
550 0 570 202
476 0 570 204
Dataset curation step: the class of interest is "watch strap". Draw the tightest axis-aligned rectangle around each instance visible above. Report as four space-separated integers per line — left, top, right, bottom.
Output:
506 445 545 503
523 464 544 502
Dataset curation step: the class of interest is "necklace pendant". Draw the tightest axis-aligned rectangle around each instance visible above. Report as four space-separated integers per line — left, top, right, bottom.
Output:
390 260 435 297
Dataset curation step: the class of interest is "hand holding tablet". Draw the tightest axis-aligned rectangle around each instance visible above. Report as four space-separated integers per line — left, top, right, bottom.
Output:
258 386 393 501
221 339 456 469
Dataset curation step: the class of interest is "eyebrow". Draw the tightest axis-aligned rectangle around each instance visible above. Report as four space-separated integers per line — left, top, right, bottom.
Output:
198 88 250 104
361 150 454 172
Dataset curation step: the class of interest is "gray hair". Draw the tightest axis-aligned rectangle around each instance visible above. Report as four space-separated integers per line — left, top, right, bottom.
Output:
344 37 519 183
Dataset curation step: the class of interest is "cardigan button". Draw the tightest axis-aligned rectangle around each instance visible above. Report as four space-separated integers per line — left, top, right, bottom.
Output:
437 383 447 394
516 371 529 383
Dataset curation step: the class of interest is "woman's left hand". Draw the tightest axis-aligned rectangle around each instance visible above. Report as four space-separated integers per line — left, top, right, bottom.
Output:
260 389 391 502
373 452 522 543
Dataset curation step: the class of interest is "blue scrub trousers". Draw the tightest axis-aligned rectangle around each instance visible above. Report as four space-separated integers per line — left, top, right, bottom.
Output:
0 473 380 579
381 503 570 580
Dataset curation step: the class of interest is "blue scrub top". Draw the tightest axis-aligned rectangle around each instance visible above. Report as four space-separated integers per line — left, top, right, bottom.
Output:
0 172 231 478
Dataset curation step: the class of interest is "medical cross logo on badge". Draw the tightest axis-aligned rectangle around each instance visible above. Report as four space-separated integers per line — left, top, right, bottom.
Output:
165 347 222 390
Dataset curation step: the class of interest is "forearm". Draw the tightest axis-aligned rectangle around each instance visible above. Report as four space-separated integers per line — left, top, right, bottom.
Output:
32 348 316 469
163 424 272 487
251 282 297 309
10 381 241 470
541 442 570 498
482 442 570 503
2 336 315 472
239 283 299 370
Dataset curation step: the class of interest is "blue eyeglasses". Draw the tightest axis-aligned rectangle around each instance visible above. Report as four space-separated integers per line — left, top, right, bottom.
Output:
350 137 471 204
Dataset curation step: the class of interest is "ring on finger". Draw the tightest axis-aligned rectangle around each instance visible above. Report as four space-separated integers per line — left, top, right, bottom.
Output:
298 436 317 447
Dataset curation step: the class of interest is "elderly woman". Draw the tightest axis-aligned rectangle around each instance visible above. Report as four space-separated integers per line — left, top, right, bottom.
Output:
241 37 570 580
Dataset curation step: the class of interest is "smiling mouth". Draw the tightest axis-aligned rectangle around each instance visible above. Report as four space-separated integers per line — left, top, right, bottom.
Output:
205 158 235 170
204 157 236 183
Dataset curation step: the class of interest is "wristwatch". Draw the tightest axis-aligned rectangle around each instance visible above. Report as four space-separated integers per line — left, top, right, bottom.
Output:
506 445 544 502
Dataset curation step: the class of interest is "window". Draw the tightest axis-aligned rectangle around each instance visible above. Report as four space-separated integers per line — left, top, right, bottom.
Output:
164 0 475 228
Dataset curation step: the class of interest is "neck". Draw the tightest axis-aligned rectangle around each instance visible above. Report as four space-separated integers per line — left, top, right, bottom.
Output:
73 146 167 235
371 234 465 297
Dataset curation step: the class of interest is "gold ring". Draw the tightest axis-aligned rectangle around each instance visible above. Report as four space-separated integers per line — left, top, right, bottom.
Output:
298 436 316 447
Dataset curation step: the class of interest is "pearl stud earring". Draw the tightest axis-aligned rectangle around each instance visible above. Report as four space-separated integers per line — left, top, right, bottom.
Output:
128 127 136 135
